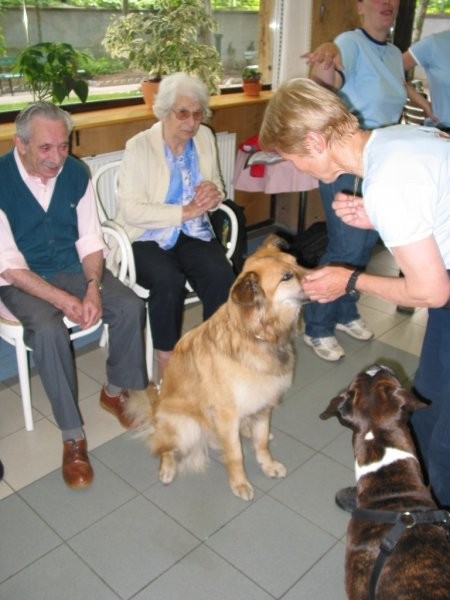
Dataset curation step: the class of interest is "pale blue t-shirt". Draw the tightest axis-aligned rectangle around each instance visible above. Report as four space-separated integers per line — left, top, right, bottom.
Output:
410 30 450 128
335 28 407 129
362 124 450 267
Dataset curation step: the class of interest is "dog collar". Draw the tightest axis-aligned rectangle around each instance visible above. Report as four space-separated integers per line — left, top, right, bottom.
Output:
355 447 417 481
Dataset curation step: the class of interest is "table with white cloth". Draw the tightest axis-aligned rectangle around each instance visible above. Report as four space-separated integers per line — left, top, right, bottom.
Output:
234 149 319 232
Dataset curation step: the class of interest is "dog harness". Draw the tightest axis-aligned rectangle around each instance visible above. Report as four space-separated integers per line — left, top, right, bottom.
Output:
352 507 450 599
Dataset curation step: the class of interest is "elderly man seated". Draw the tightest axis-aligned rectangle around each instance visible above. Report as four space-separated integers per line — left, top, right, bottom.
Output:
0 101 148 489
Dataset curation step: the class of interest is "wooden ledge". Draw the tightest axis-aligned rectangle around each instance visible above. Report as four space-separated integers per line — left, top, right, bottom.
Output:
0 91 272 145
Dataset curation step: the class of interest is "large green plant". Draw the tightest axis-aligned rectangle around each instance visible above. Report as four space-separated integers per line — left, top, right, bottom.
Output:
15 42 89 104
102 0 223 94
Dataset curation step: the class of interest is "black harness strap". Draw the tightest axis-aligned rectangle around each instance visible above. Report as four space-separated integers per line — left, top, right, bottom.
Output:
352 508 450 600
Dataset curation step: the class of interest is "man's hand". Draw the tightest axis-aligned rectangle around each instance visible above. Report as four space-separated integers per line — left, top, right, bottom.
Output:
332 193 374 230
80 283 103 329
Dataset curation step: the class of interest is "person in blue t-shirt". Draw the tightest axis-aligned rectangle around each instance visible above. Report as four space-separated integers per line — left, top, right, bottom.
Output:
259 75 450 509
403 29 450 133
300 0 427 362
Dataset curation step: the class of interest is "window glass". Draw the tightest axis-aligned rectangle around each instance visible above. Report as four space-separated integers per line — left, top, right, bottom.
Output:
0 0 267 116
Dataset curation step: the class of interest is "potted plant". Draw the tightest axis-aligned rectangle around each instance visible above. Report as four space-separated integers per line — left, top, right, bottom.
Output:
242 66 262 97
102 0 223 108
15 42 89 104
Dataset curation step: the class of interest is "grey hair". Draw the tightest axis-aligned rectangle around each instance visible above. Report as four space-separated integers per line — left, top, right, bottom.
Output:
153 72 211 120
15 101 73 143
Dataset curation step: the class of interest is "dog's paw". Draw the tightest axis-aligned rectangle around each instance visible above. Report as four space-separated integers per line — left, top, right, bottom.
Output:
231 480 254 501
159 465 176 485
261 460 287 479
158 455 177 485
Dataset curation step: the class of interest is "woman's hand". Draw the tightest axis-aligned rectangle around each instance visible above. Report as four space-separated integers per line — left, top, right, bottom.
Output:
194 181 222 210
332 192 374 230
302 266 351 303
301 42 343 71
183 181 221 221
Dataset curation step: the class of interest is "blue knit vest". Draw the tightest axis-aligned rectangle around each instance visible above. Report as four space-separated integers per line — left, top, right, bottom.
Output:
0 151 89 279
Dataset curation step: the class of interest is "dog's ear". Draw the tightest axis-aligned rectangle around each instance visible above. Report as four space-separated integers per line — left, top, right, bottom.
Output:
320 391 355 428
262 233 289 252
231 271 265 307
393 387 429 415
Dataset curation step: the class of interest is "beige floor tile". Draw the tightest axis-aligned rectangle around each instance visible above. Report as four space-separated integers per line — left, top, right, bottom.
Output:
0 419 61 491
0 480 14 500
378 320 425 357
0 387 43 437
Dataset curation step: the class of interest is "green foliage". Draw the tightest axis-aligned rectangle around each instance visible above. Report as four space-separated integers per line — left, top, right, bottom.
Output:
77 51 126 76
15 42 89 103
102 0 223 94
0 0 260 9
211 0 259 8
242 66 261 81
426 0 450 12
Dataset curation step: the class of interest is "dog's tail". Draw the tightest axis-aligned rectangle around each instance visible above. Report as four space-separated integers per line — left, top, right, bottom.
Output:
125 383 158 436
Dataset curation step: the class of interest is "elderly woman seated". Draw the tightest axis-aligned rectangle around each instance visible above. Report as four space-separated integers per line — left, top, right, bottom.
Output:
115 72 235 381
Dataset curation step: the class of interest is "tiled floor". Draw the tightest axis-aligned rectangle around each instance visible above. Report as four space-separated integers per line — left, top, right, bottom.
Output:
0 243 428 600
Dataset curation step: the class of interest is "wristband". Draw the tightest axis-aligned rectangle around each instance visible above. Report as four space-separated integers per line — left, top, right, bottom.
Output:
345 270 361 300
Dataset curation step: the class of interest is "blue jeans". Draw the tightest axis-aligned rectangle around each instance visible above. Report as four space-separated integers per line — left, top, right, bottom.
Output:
411 306 450 507
304 174 379 338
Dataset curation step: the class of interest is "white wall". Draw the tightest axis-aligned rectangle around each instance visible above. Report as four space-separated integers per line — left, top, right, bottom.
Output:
272 0 312 89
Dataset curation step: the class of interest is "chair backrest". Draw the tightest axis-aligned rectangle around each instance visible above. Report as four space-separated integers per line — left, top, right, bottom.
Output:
100 222 132 284
403 99 426 126
91 159 122 221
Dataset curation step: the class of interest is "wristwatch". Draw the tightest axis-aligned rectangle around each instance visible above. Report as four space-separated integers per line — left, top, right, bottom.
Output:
86 278 103 292
345 270 361 300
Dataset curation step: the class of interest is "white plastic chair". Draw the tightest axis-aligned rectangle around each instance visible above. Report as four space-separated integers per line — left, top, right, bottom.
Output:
91 159 239 380
403 98 426 126
0 224 129 431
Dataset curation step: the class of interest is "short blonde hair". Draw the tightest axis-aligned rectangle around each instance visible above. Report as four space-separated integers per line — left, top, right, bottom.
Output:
259 78 358 155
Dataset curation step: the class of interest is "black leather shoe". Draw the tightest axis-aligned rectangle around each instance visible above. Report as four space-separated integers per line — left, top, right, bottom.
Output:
0 460 4 481
335 486 357 513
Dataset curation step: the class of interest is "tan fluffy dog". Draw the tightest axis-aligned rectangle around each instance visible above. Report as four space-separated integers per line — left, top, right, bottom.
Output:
127 235 310 500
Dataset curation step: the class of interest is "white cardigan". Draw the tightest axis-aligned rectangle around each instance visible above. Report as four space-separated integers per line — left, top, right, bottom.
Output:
114 121 225 245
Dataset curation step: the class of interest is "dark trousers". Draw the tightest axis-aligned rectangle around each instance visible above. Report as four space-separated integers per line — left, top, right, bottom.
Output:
0 270 148 431
132 233 235 351
411 306 450 507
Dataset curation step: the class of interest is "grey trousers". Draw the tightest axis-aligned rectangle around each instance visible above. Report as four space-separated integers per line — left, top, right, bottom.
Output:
0 270 148 431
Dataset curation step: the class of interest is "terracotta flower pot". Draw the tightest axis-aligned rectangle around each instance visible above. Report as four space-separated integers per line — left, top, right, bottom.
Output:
140 79 160 109
243 80 261 97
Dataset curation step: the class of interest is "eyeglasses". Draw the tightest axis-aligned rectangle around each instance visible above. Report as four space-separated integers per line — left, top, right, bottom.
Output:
171 108 205 122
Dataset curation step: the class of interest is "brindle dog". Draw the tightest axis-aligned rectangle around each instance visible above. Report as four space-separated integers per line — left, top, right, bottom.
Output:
320 365 450 600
